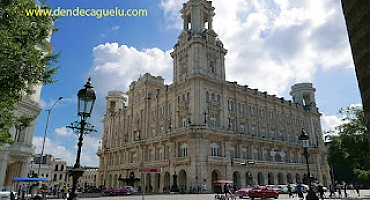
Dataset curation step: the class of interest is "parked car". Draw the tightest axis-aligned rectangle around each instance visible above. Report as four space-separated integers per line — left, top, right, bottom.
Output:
102 187 131 195
248 186 279 200
0 191 17 200
235 187 252 199
266 185 288 194
122 186 136 194
279 185 289 194
266 185 281 193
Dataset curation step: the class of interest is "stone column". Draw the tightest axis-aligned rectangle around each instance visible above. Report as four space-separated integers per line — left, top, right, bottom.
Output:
0 152 9 190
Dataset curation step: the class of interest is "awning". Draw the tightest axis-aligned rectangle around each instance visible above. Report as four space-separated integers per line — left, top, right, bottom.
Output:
213 180 233 184
12 177 50 182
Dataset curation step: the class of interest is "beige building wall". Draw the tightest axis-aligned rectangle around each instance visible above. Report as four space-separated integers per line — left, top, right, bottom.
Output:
97 0 330 193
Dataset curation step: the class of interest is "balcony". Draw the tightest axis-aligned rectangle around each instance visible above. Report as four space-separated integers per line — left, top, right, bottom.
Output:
8 142 33 157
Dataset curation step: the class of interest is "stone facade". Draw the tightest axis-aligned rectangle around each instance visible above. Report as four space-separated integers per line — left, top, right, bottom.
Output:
0 93 43 190
97 0 330 193
340 0 370 147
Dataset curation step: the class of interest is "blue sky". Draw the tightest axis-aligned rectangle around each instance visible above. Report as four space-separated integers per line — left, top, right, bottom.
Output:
32 0 362 167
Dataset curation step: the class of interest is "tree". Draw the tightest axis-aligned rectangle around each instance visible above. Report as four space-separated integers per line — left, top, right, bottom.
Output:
0 0 59 145
326 105 370 186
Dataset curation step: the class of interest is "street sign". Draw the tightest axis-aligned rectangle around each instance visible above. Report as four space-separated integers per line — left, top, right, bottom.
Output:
139 168 162 173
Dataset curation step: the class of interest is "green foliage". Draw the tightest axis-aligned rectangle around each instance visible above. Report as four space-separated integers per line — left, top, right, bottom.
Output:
326 105 370 185
0 0 59 145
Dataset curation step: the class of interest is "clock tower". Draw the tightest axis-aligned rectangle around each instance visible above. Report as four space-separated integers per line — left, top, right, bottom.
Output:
171 0 228 83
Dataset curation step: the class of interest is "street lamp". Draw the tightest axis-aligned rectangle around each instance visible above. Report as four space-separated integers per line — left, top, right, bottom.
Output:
37 96 63 177
67 78 96 200
298 128 319 200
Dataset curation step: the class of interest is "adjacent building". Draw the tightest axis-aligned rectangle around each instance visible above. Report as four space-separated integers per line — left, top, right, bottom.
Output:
0 85 45 190
97 0 330 193
0 1 55 190
340 0 370 147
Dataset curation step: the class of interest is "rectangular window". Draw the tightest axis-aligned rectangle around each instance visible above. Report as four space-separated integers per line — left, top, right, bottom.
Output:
260 109 266 119
261 127 266 138
240 124 245 134
210 116 217 127
263 149 269 161
242 148 248 159
253 148 259 160
250 105 255 117
251 125 257 135
181 118 187 127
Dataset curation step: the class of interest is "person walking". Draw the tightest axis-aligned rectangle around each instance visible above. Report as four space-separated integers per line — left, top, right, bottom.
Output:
287 184 294 198
22 184 28 200
318 183 325 200
329 184 335 198
63 185 69 200
355 184 360 197
337 183 342 197
296 183 304 200
342 181 348 197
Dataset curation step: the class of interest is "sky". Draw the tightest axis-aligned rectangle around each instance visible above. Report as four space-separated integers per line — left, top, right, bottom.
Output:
32 0 362 167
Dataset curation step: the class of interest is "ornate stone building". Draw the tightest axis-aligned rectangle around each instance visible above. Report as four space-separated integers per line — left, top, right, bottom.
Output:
0 87 44 190
97 0 330 193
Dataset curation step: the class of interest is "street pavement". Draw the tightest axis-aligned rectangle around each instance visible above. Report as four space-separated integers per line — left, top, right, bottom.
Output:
77 190 370 200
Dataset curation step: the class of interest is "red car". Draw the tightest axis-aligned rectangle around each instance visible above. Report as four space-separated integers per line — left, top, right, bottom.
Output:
235 187 252 198
248 186 279 199
103 187 131 195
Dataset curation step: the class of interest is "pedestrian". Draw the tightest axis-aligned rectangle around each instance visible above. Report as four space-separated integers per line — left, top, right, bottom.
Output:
63 185 68 200
355 184 360 197
329 184 335 198
57 186 61 198
296 183 304 200
287 184 294 198
336 183 342 197
10 191 15 200
318 183 325 200
22 184 28 200
342 181 348 197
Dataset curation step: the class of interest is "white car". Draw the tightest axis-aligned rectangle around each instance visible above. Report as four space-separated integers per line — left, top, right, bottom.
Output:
0 191 17 200
122 186 137 194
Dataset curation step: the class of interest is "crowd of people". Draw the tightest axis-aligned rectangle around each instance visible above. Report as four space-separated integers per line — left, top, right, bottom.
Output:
286 181 361 200
11 183 90 200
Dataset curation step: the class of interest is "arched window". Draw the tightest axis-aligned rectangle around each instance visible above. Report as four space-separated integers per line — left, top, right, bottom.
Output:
206 91 209 103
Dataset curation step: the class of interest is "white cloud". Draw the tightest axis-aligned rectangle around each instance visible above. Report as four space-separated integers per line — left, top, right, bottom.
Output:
159 0 353 95
320 102 363 138
111 25 120 31
320 113 341 133
89 43 173 131
54 127 73 136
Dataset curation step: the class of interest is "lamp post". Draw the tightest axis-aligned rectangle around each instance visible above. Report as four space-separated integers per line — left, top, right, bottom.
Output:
67 78 96 200
299 128 319 200
168 117 179 193
37 96 63 177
